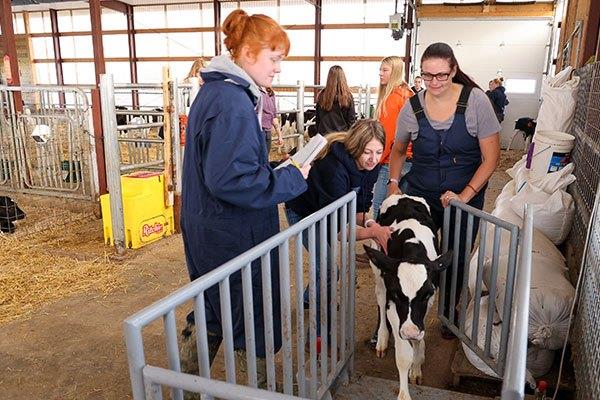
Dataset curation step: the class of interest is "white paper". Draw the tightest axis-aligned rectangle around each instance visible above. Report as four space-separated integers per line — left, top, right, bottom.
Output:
274 134 328 170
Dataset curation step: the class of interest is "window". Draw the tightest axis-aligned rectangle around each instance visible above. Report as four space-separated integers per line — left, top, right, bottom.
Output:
102 9 127 30
31 37 54 59
505 78 537 94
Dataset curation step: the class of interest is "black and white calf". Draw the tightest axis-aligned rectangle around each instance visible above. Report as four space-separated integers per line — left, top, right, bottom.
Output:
364 194 452 400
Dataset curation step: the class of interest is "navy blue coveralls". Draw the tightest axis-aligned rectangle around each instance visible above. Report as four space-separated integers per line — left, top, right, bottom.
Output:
181 70 307 358
405 86 486 320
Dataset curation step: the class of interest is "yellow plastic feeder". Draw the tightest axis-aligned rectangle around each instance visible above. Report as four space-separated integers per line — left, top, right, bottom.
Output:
100 171 174 249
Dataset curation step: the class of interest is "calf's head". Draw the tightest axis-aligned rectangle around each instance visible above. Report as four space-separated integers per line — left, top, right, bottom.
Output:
364 245 452 340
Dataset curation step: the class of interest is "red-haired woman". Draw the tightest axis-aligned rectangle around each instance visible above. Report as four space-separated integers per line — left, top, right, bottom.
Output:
180 9 310 388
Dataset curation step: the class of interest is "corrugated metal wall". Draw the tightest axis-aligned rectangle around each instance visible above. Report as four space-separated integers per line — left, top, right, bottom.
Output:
566 61 600 399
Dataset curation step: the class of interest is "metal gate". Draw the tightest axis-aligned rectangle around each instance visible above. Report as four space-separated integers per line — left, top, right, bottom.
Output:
440 200 523 378
124 192 357 400
0 85 96 200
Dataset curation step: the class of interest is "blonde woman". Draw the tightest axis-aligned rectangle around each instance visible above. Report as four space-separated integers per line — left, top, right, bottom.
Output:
285 119 392 343
316 65 357 135
184 58 206 84
371 56 413 220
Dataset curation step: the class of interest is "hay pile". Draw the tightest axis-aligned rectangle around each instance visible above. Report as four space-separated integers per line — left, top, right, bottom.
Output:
0 209 126 325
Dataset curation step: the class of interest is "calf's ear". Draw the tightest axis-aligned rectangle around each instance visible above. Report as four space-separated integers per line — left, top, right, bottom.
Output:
363 245 397 273
429 250 453 272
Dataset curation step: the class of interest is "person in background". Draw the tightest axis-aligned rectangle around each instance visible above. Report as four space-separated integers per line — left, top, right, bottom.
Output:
179 9 310 392
261 87 283 153
388 42 500 339
184 58 206 84
486 77 509 123
411 75 424 93
371 56 413 221
285 119 392 346
315 65 357 135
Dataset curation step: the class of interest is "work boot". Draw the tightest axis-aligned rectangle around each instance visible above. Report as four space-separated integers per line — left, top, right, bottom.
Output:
180 321 221 400
235 349 268 389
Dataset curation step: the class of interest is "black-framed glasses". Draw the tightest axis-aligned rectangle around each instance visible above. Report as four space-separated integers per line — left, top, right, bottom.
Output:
422 72 451 82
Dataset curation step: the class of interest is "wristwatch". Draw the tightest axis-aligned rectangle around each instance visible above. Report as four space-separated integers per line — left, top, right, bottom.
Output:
386 178 399 186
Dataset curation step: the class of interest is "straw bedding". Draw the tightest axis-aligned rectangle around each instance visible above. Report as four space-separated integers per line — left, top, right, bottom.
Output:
0 206 126 325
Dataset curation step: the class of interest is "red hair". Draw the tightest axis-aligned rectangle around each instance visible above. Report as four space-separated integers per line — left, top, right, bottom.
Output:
222 9 290 60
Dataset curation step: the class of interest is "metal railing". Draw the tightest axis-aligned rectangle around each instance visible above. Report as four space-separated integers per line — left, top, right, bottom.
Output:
124 191 357 400
501 204 534 399
440 200 520 376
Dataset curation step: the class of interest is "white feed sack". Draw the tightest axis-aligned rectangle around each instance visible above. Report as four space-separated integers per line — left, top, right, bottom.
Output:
484 253 574 350
462 296 550 380
510 183 575 245
535 66 580 134
467 202 565 296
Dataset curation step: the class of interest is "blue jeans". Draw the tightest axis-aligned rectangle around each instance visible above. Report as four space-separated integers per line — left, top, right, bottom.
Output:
371 164 389 220
285 207 332 336
372 162 413 220
400 161 412 193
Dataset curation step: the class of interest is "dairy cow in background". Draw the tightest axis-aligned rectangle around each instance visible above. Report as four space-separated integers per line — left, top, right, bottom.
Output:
365 194 452 400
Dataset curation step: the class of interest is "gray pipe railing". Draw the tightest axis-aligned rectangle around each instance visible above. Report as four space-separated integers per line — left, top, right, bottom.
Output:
124 191 357 400
501 204 534 400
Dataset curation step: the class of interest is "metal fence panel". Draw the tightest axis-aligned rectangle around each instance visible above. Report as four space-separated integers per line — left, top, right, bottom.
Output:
124 192 357 400
566 61 600 400
0 85 95 200
440 200 520 377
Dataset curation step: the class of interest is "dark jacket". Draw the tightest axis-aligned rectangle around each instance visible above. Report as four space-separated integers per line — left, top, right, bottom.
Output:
181 56 307 357
315 95 357 135
487 86 509 120
286 141 379 218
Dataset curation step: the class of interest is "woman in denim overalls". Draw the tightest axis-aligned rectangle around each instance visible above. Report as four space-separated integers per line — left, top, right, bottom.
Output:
388 43 501 339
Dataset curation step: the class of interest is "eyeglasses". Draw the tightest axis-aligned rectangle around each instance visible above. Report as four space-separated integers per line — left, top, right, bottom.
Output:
421 72 451 82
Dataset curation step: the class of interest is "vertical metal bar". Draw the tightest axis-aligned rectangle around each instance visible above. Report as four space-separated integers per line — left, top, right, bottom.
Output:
124 321 147 400
330 209 338 368
308 225 318 399
144 380 163 400
296 80 305 149
319 216 328 384
449 208 462 325
365 85 371 117
242 263 257 388
100 74 126 255
501 205 533 399
219 278 236 384
261 254 276 391
459 213 474 331
194 293 211 381
340 204 348 358
497 226 520 372
348 196 357 376
472 221 488 342
163 310 183 400
279 240 294 395
294 234 306 398
484 226 502 357
439 205 451 319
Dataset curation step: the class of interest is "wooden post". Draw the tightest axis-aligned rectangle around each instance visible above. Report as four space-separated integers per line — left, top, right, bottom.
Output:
91 88 108 196
0 0 22 111
314 0 322 85
162 66 174 208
